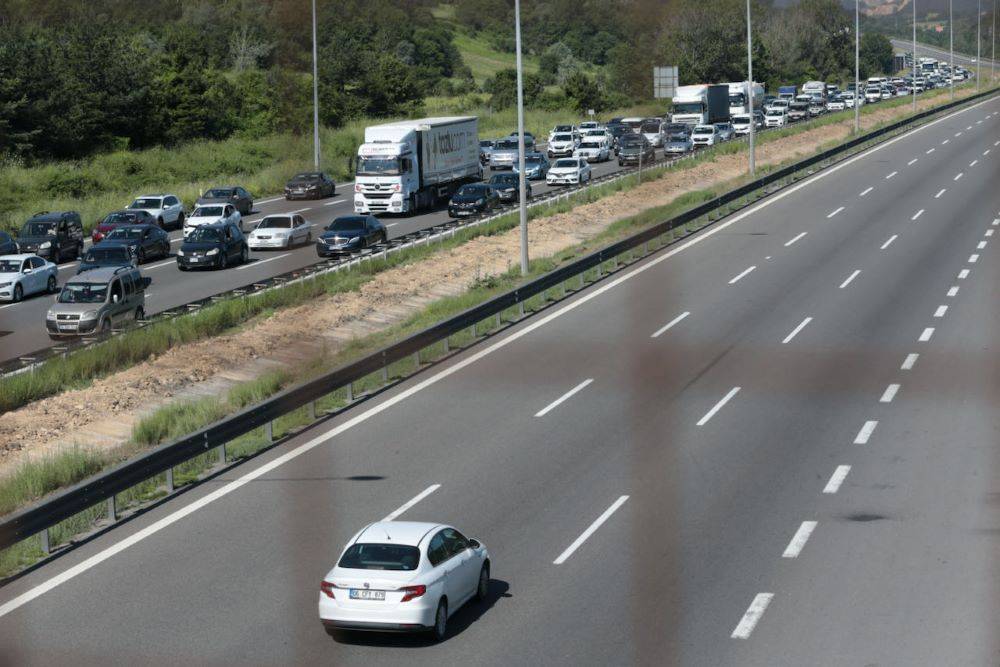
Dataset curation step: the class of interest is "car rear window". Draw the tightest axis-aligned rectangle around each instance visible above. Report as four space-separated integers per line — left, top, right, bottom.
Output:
338 543 420 571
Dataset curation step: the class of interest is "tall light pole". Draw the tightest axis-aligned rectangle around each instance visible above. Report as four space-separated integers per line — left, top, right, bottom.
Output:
746 0 756 176
514 0 529 276
311 0 320 170
977 0 982 91
992 0 996 82
950 0 955 99
913 0 918 112
855 0 861 133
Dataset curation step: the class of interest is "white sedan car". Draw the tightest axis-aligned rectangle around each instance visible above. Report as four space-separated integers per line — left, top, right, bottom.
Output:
319 522 490 641
691 124 718 146
0 254 59 302
247 214 313 250
546 157 592 186
183 204 243 237
127 194 185 230
573 139 610 163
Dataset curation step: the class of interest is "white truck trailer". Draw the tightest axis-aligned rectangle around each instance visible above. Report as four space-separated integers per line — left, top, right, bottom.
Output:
354 117 481 215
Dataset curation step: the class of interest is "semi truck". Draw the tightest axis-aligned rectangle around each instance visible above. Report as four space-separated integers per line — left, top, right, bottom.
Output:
670 84 730 126
801 81 827 99
354 116 481 215
725 82 765 115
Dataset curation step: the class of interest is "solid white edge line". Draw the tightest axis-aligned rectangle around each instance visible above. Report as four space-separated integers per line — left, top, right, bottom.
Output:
880 234 898 250
729 266 756 284
827 206 845 218
3 92 994 619
553 495 629 565
782 521 818 558
934 305 948 317
782 317 813 344
696 387 741 427
651 311 690 338
382 484 441 522
234 252 292 271
880 383 901 403
535 378 594 418
784 232 807 247
839 269 861 289
854 420 879 444
919 327 935 342
324 199 347 206
731 593 774 639
823 465 851 494
901 353 919 370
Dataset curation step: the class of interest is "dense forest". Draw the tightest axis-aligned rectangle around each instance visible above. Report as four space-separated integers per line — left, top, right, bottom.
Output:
0 0 913 163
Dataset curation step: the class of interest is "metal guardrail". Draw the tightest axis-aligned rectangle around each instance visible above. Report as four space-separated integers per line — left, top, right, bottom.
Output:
1 85 996 561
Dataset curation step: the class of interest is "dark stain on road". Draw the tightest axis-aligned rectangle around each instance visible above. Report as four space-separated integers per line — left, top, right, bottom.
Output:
845 513 887 522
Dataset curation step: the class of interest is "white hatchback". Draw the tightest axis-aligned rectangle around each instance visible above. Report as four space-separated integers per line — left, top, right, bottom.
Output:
546 157 592 186
183 204 243 237
319 522 490 641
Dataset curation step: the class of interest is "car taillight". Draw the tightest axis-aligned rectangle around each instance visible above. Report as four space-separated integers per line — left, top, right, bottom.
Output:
320 581 339 599
399 585 426 602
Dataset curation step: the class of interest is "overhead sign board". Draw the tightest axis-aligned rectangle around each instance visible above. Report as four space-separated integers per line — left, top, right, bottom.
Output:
653 66 679 99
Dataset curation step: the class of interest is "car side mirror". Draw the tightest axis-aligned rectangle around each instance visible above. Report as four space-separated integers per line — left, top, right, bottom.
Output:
112 294 120 304
469 538 481 549
23 268 32 274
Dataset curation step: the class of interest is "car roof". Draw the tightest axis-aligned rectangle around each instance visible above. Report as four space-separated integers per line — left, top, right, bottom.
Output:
133 194 169 199
0 253 38 261
356 521 444 547
27 212 72 222
66 266 134 283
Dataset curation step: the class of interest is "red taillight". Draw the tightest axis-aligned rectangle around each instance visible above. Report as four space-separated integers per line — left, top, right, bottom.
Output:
320 581 338 599
399 585 426 602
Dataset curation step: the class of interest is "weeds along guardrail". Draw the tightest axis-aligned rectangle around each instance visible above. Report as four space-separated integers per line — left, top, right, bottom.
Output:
1 86 997 569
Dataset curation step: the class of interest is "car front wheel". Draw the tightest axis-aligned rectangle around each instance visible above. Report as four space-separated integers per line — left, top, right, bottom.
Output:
12 283 22 303
476 564 490 602
240 245 249 264
432 599 448 641
47 275 57 294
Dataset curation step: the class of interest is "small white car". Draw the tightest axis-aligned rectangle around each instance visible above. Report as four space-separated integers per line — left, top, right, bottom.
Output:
547 133 578 158
764 108 787 127
573 139 610 163
127 194 185 230
826 97 846 111
184 204 243 237
691 124 718 147
247 214 314 250
577 121 600 132
319 522 490 640
546 157 592 186
0 254 59 302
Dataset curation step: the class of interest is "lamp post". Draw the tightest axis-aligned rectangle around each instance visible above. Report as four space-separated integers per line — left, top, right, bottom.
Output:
746 0 756 176
514 0 529 276
913 0 918 112
311 0 320 170
951 0 955 99
855 0 861 132
977 0 982 91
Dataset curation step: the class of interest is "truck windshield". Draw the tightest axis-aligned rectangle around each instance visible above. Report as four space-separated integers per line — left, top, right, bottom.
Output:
672 102 704 115
729 94 746 106
356 157 401 176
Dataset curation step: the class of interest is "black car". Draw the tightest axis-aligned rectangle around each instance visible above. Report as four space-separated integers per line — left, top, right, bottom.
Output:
617 136 655 166
196 187 253 215
284 172 336 200
0 230 17 255
16 211 84 262
448 183 500 218
76 245 136 274
176 221 248 270
97 224 170 263
607 124 634 154
488 173 532 202
316 216 387 256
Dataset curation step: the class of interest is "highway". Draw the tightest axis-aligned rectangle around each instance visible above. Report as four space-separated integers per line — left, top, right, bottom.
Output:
0 149 637 365
0 93 998 665
892 38 998 69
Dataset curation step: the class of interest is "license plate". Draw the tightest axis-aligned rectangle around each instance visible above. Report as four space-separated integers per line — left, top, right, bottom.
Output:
189 257 200 262
58 324 75 330
349 589 385 601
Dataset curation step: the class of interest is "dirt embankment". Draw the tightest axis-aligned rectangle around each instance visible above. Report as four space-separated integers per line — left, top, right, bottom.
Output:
0 88 979 476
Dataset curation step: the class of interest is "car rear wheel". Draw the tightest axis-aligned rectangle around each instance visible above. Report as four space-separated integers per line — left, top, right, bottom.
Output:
432 599 448 641
47 275 57 294
12 284 22 303
134 306 144 321
240 245 249 264
176 212 185 230
157 217 165 230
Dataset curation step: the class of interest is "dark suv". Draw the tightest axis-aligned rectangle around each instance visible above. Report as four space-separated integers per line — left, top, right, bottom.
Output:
17 211 84 262
176 221 248 270
618 137 655 166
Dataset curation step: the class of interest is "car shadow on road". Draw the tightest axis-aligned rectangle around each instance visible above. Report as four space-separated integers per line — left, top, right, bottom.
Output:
328 578 511 648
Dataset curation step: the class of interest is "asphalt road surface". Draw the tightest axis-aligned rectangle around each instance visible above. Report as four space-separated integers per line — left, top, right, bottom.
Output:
892 38 998 69
0 94 998 666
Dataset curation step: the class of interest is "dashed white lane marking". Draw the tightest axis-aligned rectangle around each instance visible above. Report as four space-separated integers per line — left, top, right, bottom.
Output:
907 158 918 166
235 252 291 270
911 209 924 220
966 125 973 130
942 139 950 144
854 420 879 444
901 353 919 370
969 254 979 263
958 269 970 279
926 148 936 154
553 495 629 565
885 171 898 180
970 160 978 167
859 187 874 197
383 484 441 521
823 465 851 494
880 384 901 403
784 232 807 247
535 379 594 418
955 132 963 137
947 286 960 297
696 387 741 427
881 235 898 250
839 269 861 289
986 149 993 155
324 199 347 206
919 327 935 342
935 188 947 198
827 206 845 218
995 140 1000 146
994 219 999 226
651 311 690 338
144 259 174 270
977 240 987 249
954 172 964 181
986 230 995 237
782 521 818 558
287 208 310 214
782 317 813 344
934 305 949 317
729 266 756 284
731 593 774 639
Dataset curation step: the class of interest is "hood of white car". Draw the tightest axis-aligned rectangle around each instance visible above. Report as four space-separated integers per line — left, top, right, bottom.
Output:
0 271 23 282
186 216 223 226
252 228 290 237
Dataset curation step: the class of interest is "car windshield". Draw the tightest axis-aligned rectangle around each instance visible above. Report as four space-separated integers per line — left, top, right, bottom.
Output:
456 185 489 196
495 139 519 150
129 199 161 209
84 248 130 263
205 189 234 198
356 157 400 176
641 122 660 133
553 125 572 132
258 217 292 229
328 218 366 231
22 222 56 236
104 212 141 225
59 282 107 304
666 124 688 133
672 102 704 114
0 259 23 272
490 175 517 186
553 159 578 168
187 227 221 242
106 227 144 240
337 543 420 571
693 127 713 134
291 173 320 182
479 140 493 147
579 141 602 149
525 156 545 164
192 206 224 217
553 134 573 142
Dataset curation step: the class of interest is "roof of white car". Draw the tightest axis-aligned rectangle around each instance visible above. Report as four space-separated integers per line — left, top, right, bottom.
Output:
134 195 172 200
356 521 442 547
0 253 37 261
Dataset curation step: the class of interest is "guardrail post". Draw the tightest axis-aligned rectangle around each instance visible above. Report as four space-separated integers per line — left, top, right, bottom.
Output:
307 400 316 421
381 359 388 385
346 381 354 402
264 421 273 444
107 495 117 522
518 300 525 318
443 336 450 353
495 312 501 328
40 528 50 555
413 351 420 368
166 467 174 493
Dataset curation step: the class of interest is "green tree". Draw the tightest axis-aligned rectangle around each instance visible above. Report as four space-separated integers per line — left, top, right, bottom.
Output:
563 72 605 113
859 32 894 78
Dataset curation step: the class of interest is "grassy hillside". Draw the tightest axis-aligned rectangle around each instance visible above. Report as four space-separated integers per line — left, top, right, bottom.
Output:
431 3 542 85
